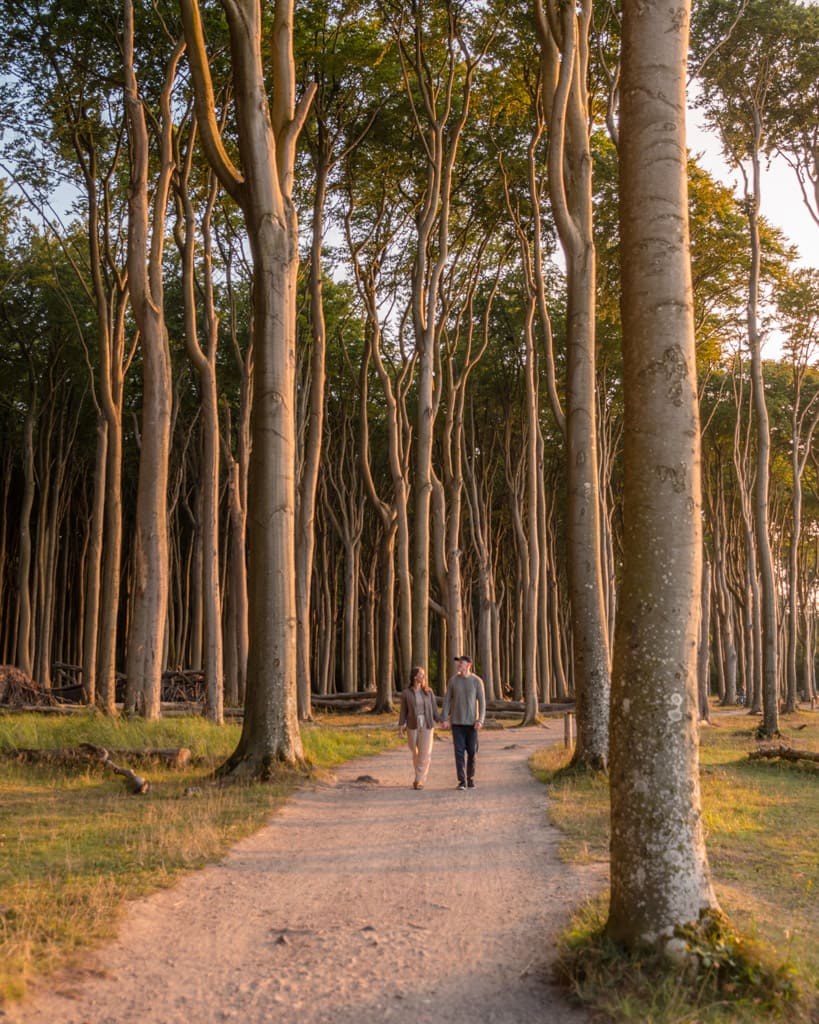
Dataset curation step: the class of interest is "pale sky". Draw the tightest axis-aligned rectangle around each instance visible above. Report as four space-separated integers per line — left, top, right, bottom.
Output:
686 106 817 358
686 110 817 270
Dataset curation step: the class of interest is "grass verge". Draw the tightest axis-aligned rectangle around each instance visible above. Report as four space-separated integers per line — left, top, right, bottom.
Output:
530 709 819 1024
0 710 400 1004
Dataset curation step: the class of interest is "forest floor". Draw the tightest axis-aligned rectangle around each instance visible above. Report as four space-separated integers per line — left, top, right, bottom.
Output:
2 722 607 1024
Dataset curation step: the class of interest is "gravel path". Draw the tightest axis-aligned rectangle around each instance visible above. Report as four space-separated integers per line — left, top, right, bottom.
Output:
5 723 606 1024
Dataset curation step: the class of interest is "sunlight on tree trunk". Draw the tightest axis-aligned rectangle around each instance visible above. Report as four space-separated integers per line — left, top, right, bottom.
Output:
608 0 720 944
180 0 314 771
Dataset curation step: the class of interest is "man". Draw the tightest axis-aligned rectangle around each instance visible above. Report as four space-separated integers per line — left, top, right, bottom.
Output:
442 654 486 790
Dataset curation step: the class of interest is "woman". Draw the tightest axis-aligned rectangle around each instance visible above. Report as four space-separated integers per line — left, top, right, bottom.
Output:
398 666 442 789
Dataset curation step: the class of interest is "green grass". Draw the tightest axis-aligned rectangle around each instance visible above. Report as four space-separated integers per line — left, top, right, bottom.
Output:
0 711 400 1004
530 709 819 1023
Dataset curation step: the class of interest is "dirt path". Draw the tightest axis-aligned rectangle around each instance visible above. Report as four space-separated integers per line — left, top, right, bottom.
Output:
6 723 606 1024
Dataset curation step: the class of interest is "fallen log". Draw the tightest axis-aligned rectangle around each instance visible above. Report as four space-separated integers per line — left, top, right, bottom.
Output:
748 744 819 765
311 692 377 704
7 745 191 769
311 699 376 712
80 744 150 794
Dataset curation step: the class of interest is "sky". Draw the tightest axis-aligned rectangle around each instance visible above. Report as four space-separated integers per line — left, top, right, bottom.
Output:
686 111 817 270
686 106 817 358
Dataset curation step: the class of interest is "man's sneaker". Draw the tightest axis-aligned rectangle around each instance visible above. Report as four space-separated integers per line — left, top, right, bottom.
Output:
457 782 466 790
467 780 475 788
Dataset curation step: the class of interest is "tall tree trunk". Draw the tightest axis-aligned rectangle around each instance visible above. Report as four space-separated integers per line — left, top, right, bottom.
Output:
123 5 180 719
535 0 610 769
358 332 397 710
181 0 314 770
82 417 107 705
743 140 779 736
175 154 225 723
608 0 719 942
296 141 329 721
522 302 541 723
15 376 36 679
392 8 479 672
699 555 712 722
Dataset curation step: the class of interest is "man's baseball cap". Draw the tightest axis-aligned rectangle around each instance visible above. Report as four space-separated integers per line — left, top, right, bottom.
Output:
454 654 471 663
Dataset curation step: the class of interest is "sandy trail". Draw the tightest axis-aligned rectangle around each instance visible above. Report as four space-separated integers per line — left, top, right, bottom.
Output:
5 723 606 1024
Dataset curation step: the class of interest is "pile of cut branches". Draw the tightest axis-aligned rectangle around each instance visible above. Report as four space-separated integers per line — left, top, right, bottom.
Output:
0 666 56 708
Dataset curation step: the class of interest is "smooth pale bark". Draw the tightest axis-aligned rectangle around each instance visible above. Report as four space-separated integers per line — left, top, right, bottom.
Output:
535 0 610 769
706 466 738 705
15 371 36 678
34 401 77 690
743 148 780 736
522 322 541 724
0 453 11 661
93 209 129 717
122 4 180 719
397 12 479 670
176 154 225 724
545 481 569 701
295 139 328 721
345 211 413 688
432 261 499 686
221 265 251 708
224 449 248 707
506 157 544 719
81 416 107 705
325 423 363 694
781 274 819 709
359 333 397 711
180 0 313 770
608 0 719 944
698 556 712 721
32 405 55 688
463 410 500 701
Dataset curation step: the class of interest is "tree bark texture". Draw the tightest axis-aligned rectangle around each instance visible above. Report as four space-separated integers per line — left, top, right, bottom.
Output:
608 0 719 945
123 3 180 719
180 0 314 769
535 0 610 769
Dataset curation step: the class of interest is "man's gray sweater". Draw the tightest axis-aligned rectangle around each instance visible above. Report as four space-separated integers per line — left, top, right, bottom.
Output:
443 673 486 726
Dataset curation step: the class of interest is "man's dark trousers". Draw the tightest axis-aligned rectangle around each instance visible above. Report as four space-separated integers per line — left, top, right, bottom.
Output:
451 723 478 785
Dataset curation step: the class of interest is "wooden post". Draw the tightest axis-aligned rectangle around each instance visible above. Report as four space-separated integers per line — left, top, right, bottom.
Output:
563 711 575 748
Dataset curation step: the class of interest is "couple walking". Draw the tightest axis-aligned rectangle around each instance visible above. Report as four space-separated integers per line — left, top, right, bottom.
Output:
397 655 486 790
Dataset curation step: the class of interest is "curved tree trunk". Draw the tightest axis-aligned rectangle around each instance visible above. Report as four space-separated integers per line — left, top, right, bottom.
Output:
745 141 780 737
535 0 610 769
296 143 329 721
122 5 180 719
176 159 225 724
180 0 314 771
15 386 36 678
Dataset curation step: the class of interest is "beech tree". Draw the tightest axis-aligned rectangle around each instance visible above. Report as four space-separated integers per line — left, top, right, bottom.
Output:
179 0 314 771
534 0 610 768
690 0 816 736
173 137 225 724
122 0 183 718
608 0 720 944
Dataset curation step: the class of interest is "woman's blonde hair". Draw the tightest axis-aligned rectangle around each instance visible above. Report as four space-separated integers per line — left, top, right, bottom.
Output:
409 665 429 691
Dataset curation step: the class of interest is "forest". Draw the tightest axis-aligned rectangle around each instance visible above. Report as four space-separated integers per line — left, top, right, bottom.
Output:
0 0 817 789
